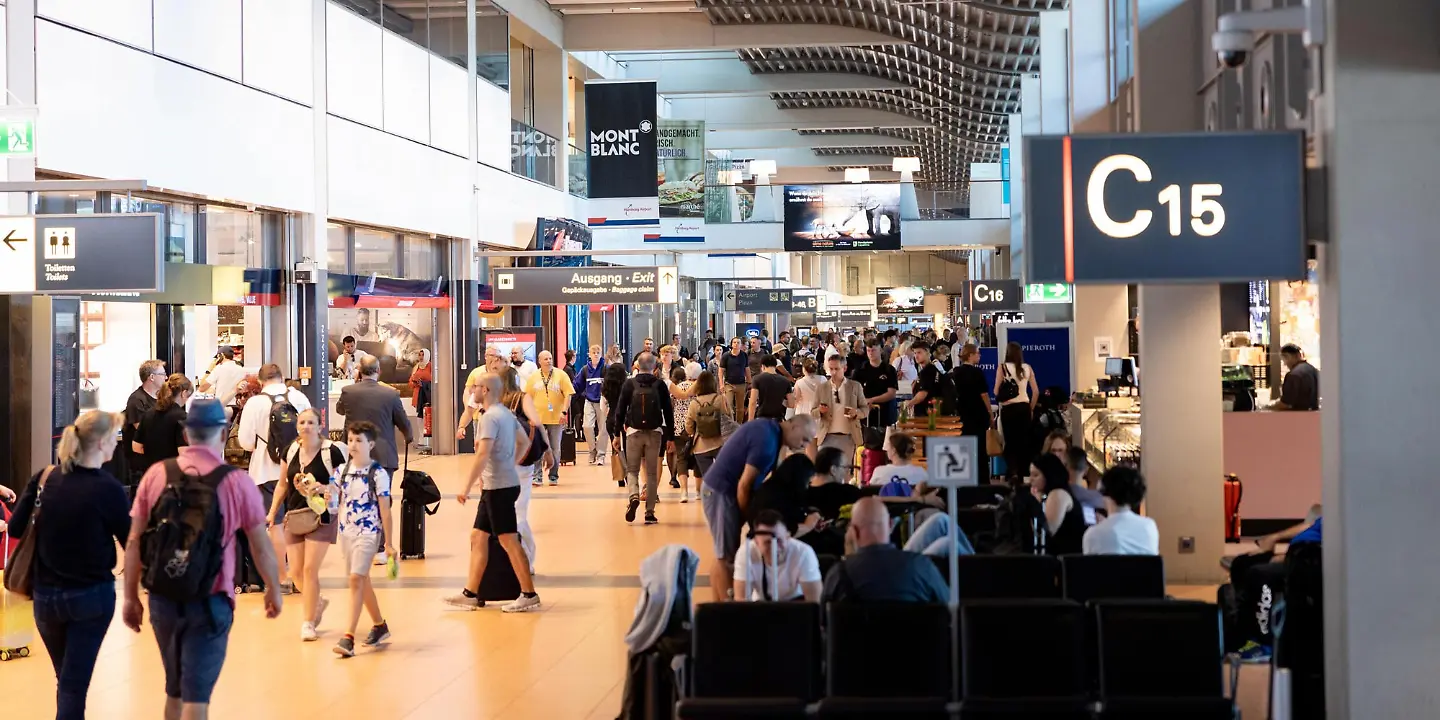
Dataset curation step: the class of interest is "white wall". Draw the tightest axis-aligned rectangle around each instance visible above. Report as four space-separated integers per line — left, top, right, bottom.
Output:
153 0 242 80
328 116 471 240
33 3 583 246
36 20 316 211
903 219 1011 248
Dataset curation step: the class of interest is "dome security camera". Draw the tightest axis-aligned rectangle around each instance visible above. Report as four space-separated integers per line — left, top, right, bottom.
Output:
1212 0 1325 70
1212 29 1252 69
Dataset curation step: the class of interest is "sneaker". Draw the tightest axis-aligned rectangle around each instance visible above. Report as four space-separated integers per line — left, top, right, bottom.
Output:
442 592 485 611
300 622 318 642
373 551 387 567
1235 641 1273 664
669 478 681 489
532 478 544 487
363 622 391 646
502 594 542 613
625 497 640 523
617 480 626 488
333 636 356 658
679 493 689 504
548 479 558 486
313 596 330 627
644 512 658 525
278 581 298 595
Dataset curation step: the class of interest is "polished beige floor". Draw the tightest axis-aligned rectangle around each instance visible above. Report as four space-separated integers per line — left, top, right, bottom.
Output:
2 452 1270 719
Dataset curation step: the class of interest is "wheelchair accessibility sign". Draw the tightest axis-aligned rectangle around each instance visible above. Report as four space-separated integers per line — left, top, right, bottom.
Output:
925 435 978 487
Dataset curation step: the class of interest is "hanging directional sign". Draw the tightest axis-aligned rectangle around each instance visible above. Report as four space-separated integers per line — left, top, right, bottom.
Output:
0 213 163 294
837 309 873 327
733 288 792 312
925 435 978 487
964 279 1021 312
790 294 819 312
815 310 839 323
1024 283 1072 304
491 265 679 306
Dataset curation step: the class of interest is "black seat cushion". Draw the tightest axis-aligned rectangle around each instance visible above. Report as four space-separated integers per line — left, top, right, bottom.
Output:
934 555 1061 599
1094 600 1225 699
826 602 952 698
691 602 821 699
960 600 1086 699
1060 554 1165 604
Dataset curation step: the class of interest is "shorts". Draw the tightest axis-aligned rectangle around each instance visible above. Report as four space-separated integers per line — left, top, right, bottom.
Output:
339 532 381 576
474 485 522 536
701 484 742 561
148 594 234 704
670 434 694 475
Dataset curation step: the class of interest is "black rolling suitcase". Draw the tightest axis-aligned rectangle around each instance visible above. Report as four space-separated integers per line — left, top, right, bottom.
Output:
477 534 523 601
233 529 266 593
560 428 578 465
399 448 440 560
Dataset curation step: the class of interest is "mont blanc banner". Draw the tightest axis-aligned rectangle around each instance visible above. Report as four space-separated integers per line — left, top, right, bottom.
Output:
585 80 659 227
648 119 706 243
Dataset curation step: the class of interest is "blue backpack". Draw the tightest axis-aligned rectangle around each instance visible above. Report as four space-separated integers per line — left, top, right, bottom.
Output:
877 474 914 498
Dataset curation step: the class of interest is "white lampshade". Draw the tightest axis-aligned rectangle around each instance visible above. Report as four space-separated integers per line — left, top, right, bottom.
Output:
748 159 777 177
891 157 921 173
844 167 871 183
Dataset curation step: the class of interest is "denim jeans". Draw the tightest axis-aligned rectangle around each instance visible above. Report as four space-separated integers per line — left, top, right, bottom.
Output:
33 582 116 720
530 425 565 484
903 512 977 557
148 594 234 704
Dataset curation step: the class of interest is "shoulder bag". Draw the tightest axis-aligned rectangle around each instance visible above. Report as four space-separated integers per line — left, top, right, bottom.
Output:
3 466 56 598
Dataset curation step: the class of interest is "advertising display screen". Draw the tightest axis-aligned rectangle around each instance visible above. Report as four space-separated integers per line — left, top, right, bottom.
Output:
532 218 592 268
481 328 540 364
877 286 925 314
784 183 902 251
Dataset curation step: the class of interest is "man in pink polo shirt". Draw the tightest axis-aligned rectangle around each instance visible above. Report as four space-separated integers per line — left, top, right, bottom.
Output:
123 398 282 719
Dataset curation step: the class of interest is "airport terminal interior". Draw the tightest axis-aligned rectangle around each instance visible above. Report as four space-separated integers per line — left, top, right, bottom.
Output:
0 0 1436 718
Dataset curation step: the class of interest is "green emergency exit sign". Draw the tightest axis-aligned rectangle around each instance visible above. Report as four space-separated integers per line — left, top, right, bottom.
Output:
1024 283 1072 303
0 119 35 157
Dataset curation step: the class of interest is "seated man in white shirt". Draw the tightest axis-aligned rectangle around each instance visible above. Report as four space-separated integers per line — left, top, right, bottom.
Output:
1082 465 1159 555
335 336 372 380
732 509 823 602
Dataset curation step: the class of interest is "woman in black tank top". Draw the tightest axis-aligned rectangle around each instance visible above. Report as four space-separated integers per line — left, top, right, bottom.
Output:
1030 454 1087 556
266 408 346 641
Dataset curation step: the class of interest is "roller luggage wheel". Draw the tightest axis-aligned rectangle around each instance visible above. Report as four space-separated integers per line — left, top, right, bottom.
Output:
0 647 25 661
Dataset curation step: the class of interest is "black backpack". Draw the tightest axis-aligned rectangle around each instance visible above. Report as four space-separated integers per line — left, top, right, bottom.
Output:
626 378 665 431
265 391 300 464
139 460 230 602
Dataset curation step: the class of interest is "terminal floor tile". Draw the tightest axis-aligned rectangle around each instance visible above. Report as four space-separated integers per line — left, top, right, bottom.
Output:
0 452 1272 719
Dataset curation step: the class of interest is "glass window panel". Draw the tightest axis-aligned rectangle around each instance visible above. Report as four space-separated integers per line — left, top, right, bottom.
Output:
112 196 195 263
35 191 97 215
403 235 439 279
327 224 349 274
353 228 398 277
205 206 274 268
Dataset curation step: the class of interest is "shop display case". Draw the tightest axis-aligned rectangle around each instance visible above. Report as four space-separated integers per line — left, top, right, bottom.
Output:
1081 407 1141 472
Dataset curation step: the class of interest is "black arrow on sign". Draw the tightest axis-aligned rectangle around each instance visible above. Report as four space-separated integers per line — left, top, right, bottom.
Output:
2 229 27 251
663 272 675 283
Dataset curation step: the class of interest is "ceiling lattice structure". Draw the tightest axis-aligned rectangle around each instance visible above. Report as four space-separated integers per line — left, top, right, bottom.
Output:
703 0 1066 187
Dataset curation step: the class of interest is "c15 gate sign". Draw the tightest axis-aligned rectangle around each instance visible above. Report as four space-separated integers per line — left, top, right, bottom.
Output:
1025 131 1306 283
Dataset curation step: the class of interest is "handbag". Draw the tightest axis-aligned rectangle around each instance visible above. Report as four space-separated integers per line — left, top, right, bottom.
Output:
283 507 322 536
986 427 1005 455
997 364 1020 404
3 466 55 599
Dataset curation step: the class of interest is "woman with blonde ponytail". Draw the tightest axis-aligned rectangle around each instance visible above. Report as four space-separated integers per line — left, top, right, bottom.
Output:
132 374 192 472
6 410 130 720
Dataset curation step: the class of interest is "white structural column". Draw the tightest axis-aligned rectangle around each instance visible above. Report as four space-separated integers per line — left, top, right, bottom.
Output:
1038 11 1071 134
4 0 50 475
1132 0 1221 583
1322 1 1440 716
1065 0 1127 395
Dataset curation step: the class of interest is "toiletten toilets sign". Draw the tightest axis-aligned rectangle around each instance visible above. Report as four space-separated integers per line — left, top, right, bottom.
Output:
0 213 163 294
1025 131 1306 283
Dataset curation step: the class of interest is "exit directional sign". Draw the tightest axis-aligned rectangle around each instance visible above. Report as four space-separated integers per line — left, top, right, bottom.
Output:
1024 283 1072 304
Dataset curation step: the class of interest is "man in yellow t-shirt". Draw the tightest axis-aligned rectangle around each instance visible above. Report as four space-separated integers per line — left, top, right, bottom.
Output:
524 350 575 486
457 346 506 440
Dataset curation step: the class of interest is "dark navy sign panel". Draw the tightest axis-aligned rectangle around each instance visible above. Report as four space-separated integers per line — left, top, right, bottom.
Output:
1026 131 1306 283
1002 326 1072 398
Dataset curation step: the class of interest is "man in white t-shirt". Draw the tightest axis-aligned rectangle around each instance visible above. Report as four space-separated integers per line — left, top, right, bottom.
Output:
508 346 538 386
1082 465 1159 555
197 347 248 408
335 336 373 380
732 510 822 602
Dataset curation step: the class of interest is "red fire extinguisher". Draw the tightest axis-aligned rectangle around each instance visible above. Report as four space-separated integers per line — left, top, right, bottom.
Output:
423 405 433 438
1223 474 1243 542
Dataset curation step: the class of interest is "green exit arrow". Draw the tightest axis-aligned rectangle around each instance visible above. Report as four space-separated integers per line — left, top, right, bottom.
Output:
1024 283 1071 303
